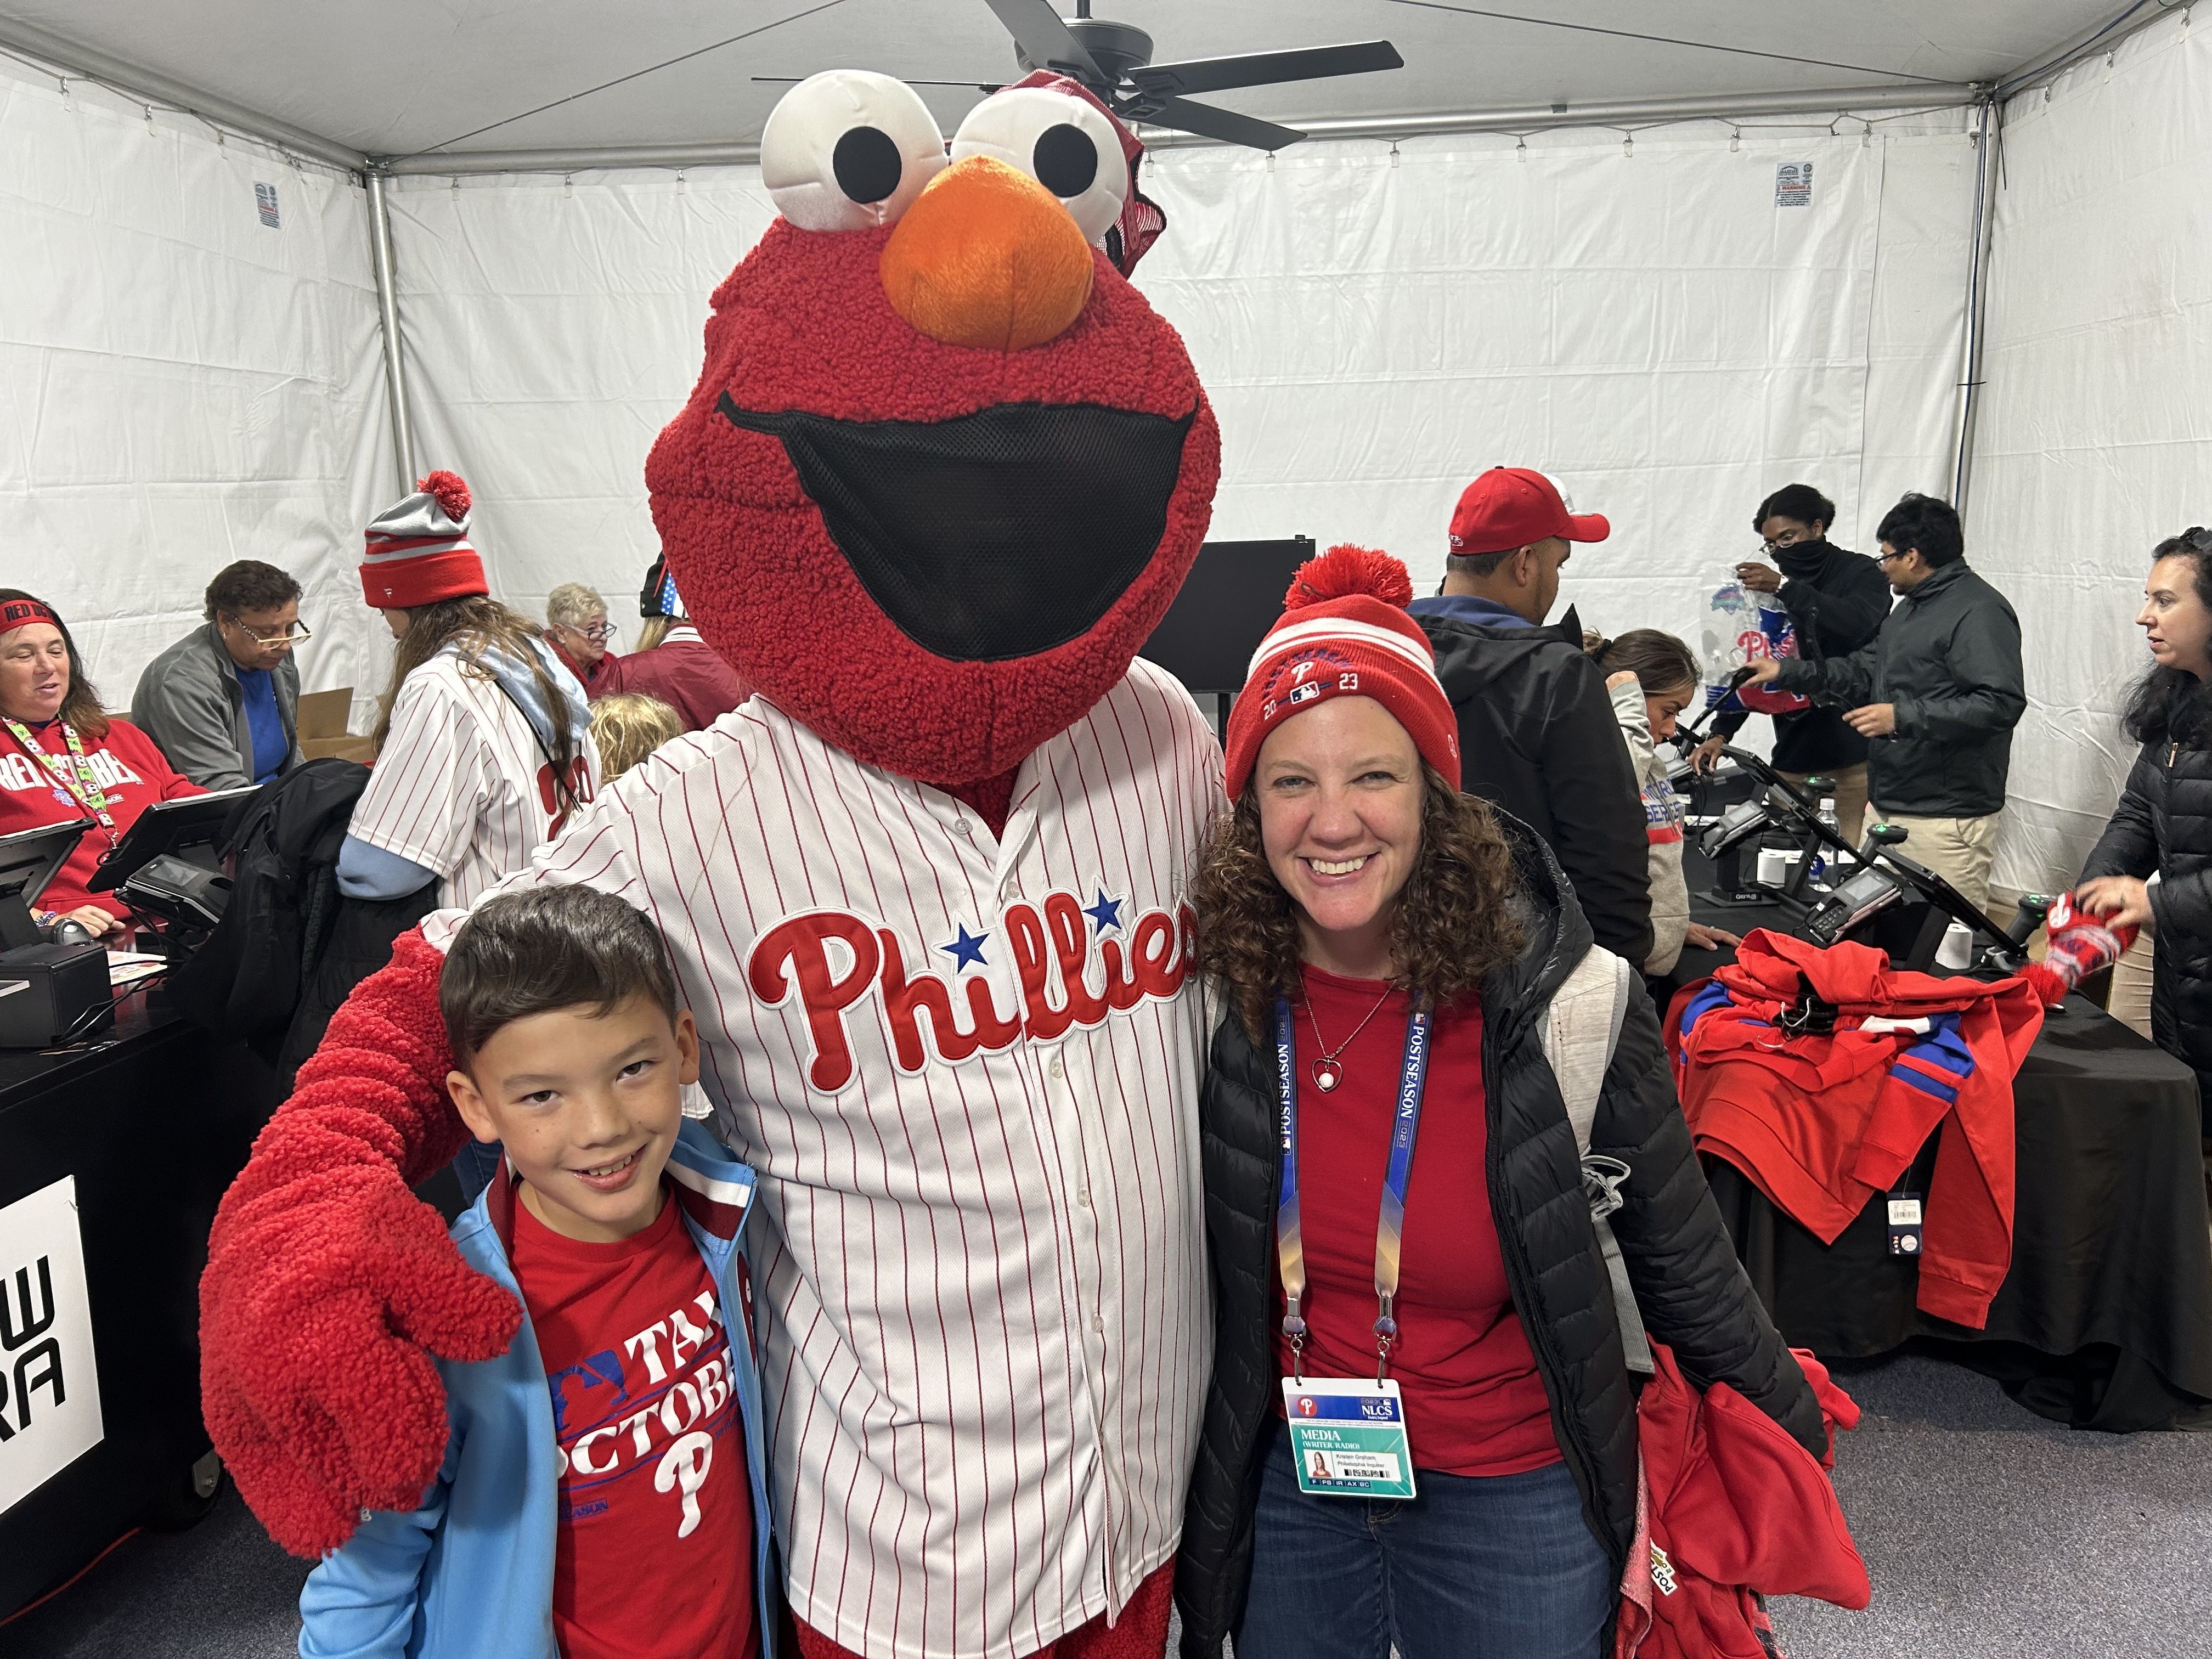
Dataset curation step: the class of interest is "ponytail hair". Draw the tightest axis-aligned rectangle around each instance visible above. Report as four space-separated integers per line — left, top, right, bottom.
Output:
1586 628 1700 698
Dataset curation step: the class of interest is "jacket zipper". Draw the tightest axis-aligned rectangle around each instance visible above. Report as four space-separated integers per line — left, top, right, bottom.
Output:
1481 1017 1623 1571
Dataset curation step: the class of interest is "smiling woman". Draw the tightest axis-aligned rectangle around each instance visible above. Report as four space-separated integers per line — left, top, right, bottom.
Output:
0 589 204 938
1175 545 1826 1659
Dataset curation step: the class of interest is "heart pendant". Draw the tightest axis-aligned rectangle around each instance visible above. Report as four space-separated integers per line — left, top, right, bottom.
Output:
1312 1059 1342 1093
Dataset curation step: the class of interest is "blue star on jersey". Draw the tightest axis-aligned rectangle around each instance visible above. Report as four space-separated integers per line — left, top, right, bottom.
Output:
940 923 990 970
1084 891 1124 935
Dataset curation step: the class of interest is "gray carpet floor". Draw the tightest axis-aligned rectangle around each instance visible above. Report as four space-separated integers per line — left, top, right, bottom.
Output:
9 1352 2211 1656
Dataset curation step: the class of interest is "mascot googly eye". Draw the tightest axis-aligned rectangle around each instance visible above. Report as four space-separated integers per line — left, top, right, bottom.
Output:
950 87 1129 245
760 69 948 232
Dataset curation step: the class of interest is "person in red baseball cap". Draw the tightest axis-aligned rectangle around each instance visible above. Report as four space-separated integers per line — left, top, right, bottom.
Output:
1177 543 1826 1659
1406 467 1655 967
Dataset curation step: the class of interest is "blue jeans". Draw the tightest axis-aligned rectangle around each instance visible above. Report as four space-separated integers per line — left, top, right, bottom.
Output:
1234 1425 1615 1659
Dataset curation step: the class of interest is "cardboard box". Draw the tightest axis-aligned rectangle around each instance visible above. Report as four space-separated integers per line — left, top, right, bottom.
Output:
296 687 377 764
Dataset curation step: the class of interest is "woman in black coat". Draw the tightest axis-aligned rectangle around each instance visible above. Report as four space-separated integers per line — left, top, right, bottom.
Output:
2079 528 2212 1119
1173 547 1824 1659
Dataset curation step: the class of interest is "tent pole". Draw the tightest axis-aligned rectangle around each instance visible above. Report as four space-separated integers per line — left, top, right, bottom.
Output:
1949 97 2000 513
365 170 418 494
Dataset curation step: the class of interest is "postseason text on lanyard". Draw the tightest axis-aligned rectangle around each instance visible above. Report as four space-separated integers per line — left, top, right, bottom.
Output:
1273 993 1431 1500
4 719 120 850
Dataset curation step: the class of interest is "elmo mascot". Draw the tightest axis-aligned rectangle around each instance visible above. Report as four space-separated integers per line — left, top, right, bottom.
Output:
200 70 1222 1659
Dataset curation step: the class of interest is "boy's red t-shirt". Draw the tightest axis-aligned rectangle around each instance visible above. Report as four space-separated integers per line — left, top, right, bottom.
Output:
1274 968 1561 1477
509 1186 756 1659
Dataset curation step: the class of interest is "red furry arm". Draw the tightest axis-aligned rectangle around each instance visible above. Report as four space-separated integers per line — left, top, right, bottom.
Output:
200 930 520 1557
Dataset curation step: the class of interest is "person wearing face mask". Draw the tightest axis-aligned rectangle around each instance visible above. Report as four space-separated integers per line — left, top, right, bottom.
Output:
2077 528 2212 1128
1175 546 1824 1659
0 590 203 939
1742 492 2023 915
1587 629 1741 976
1689 484 1891 846
1408 467 1652 968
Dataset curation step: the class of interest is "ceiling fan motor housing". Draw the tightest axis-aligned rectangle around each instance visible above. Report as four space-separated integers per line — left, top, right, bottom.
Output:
1015 17 1156 90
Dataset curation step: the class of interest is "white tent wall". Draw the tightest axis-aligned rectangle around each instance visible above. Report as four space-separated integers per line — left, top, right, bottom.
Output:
1969 9 2212 897
0 61 395 735
382 112 1975 708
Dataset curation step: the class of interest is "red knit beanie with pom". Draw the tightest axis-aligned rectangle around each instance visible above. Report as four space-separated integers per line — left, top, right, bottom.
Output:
360 470 489 609
1222 544 1460 798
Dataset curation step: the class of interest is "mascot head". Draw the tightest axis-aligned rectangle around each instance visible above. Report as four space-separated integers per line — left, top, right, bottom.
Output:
647 70 1220 787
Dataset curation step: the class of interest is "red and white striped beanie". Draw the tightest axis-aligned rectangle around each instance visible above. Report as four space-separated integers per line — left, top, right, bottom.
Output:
359 470 488 609
1223 544 1460 798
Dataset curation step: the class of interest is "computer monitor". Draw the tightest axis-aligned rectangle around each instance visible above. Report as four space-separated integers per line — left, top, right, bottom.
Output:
86 786 257 894
0 817 94 950
1139 537 1317 697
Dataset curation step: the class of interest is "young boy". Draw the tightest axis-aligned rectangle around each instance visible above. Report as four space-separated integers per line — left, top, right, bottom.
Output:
299 884 775 1658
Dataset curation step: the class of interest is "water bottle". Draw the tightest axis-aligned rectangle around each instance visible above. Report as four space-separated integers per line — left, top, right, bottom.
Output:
1809 797 1842 889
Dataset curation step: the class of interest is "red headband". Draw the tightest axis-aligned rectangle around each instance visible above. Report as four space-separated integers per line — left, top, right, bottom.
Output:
0 598 59 631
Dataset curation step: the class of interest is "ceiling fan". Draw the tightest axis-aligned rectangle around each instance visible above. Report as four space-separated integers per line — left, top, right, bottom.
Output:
984 0 1403 150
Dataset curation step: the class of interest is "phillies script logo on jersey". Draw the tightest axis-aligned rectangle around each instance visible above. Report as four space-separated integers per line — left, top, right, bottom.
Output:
748 889 1197 1093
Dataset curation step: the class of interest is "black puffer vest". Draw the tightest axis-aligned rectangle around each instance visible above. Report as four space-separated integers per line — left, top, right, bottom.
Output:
1172 827 1824 1657
2080 729 2212 1079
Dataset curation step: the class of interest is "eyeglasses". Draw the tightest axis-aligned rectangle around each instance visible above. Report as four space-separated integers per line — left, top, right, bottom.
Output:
1876 549 1909 565
1760 528 1809 553
582 620 618 645
226 617 312 648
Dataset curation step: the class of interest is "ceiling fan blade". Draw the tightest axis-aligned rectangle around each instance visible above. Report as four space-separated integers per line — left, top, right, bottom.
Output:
981 0 1108 81
751 76 1002 89
1128 41 1404 100
1141 95 1306 151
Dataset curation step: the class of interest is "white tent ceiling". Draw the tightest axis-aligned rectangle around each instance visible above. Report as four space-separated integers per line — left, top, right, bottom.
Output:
0 1 2135 166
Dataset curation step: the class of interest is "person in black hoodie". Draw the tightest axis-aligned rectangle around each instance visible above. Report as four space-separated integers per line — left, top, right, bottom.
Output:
2079 528 2212 1128
1690 483 1892 844
1409 467 1653 967
1176 546 1822 1659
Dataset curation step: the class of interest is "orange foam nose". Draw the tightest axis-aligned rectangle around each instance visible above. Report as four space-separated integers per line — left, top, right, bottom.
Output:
880 155 1094 351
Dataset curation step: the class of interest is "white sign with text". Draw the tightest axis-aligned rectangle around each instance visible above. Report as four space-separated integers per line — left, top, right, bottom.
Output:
0 1177 104 1514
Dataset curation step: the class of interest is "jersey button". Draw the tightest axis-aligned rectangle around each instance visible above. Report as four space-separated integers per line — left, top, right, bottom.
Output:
1077 1187 1092 1207
1048 1054 1065 1080
954 818 974 840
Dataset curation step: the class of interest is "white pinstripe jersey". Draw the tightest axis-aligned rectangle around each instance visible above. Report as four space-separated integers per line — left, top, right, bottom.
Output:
422 658 1222 1659
349 650 600 910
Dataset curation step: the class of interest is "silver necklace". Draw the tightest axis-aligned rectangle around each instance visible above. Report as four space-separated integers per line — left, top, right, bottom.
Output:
1301 982 1395 1093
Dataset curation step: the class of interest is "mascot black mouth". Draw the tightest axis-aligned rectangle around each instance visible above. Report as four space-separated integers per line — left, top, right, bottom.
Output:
719 394 1195 662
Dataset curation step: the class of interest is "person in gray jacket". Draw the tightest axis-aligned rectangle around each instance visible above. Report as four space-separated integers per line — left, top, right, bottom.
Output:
132 560 306 791
1745 492 2023 912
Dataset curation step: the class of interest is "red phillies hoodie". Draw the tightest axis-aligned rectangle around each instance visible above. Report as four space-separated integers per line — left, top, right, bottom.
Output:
1666 930 2043 1329
1616 1342 1870 1659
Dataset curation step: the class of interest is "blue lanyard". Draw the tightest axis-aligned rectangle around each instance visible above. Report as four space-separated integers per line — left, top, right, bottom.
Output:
1274 994 1434 1380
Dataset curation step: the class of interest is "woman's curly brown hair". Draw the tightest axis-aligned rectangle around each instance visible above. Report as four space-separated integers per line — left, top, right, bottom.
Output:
1190 765 1527 1040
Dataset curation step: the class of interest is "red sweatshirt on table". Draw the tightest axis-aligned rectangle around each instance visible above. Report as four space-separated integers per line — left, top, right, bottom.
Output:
0 716 203 915
1665 930 2042 1329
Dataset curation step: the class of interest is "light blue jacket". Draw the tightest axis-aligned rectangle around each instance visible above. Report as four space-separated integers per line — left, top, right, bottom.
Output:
298 1122 777 1658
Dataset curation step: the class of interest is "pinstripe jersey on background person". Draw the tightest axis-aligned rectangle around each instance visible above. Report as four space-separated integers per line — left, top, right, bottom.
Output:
422 657 1222 1659
348 650 601 909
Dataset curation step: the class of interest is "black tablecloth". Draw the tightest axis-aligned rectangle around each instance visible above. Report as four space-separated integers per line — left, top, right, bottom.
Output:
1664 854 2212 1431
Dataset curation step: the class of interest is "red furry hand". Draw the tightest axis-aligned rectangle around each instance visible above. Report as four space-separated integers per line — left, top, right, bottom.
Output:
198 932 520 1557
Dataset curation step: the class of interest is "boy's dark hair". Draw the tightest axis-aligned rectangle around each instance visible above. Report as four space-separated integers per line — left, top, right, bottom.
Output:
204 560 303 622
441 884 681 1060
1753 483 1835 535
1876 491 1965 567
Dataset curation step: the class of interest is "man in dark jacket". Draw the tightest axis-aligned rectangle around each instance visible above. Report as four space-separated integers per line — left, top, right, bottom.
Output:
1747 492 2023 913
1409 467 1652 966
1692 482 1892 844
1173 819 1822 1657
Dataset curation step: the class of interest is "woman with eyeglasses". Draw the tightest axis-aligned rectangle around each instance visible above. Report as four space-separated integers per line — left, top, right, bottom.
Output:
543 581 622 693
2078 528 2212 1133
0 590 204 940
132 559 308 790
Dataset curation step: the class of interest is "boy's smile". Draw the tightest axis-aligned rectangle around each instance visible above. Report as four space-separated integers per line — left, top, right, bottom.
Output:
447 992 703 1244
